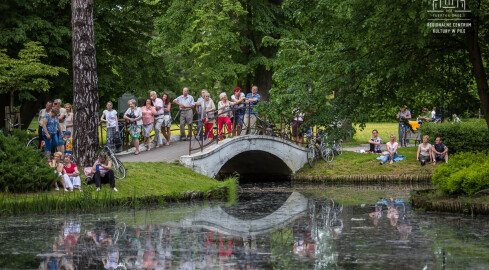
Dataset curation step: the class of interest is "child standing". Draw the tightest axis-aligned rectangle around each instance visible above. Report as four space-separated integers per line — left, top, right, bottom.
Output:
64 130 73 155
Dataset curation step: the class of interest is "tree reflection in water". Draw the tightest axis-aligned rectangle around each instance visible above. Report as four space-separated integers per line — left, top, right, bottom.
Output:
1 186 489 269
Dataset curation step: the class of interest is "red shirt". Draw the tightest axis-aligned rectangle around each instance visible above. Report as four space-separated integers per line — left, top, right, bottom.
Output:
63 163 77 174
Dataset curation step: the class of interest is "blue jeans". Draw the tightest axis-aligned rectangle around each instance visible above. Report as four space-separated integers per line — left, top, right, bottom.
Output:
380 152 399 163
398 123 409 144
43 133 59 153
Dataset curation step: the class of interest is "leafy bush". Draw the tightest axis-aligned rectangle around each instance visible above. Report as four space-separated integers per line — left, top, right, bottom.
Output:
432 151 489 196
421 120 489 154
0 131 57 193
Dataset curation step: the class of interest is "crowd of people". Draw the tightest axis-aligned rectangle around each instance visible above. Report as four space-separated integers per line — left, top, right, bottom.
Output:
38 99 117 192
367 130 448 165
115 86 261 154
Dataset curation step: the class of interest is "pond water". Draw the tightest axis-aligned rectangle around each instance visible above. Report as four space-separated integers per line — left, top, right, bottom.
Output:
1 182 489 269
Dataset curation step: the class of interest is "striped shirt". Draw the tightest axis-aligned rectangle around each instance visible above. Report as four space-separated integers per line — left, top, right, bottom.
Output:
173 95 195 111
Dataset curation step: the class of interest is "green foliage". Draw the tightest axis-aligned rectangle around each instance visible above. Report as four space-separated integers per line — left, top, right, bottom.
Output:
421 120 489 154
268 0 485 127
152 0 286 97
0 41 67 106
432 151 489 196
0 131 57 193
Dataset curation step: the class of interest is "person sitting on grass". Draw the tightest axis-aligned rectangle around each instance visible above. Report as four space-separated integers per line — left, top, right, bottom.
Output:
49 152 64 191
432 137 448 165
62 154 82 192
379 134 398 165
91 153 117 192
368 129 382 153
416 135 432 166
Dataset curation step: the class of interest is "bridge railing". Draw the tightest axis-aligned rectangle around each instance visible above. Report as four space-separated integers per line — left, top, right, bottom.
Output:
188 104 309 154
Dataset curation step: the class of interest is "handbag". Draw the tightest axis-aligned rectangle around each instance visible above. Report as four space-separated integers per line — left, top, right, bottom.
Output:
114 133 122 149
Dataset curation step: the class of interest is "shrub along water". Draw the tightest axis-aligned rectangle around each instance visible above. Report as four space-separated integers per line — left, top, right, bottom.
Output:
0 131 57 192
421 120 489 154
431 151 489 196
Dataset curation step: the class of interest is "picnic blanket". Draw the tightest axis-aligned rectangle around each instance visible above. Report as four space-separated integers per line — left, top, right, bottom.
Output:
375 155 406 163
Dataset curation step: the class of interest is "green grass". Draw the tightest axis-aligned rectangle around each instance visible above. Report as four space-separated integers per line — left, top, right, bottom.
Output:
348 122 400 146
296 147 434 177
296 185 415 205
0 162 236 215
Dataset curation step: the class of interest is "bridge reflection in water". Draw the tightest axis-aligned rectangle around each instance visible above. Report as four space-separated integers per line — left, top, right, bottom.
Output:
28 190 339 269
3 184 489 269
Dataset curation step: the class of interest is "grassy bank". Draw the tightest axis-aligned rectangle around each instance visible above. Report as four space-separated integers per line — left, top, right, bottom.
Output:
0 162 236 215
412 189 489 215
296 184 429 205
294 147 434 181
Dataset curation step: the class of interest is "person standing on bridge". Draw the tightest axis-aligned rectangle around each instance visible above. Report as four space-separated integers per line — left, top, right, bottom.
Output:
241 85 261 135
173 87 195 141
194 91 216 141
217 93 236 140
196 89 210 141
150 91 165 148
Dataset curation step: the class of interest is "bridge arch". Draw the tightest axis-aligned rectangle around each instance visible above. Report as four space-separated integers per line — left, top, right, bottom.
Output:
179 192 309 237
180 135 308 178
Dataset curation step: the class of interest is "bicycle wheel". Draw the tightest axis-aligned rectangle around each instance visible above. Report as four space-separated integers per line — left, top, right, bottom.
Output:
321 145 334 162
337 141 343 155
111 156 126 179
307 146 317 168
26 137 40 150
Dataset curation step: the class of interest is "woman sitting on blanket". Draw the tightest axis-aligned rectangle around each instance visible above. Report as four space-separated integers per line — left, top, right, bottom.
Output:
380 134 399 165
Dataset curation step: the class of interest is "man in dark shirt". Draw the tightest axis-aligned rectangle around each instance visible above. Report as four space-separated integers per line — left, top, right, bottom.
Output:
432 137 448 164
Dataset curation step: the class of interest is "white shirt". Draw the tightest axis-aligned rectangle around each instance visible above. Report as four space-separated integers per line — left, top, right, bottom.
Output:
231 92 245 108
153 98 164 115
386 141 398 151
173 95 195 110
103 109 118 127
124 107 143 126
38 108 49 126
59 107 67 131
419 143 431 156
218 100 234 118
431 110 436 118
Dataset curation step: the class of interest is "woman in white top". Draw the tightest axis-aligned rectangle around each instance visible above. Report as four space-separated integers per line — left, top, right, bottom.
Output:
123 99 143 155
194 91 216 141
101 101 121 152
380 134 399 165
417 135 432 165
217 92 235 140
64 103 74 134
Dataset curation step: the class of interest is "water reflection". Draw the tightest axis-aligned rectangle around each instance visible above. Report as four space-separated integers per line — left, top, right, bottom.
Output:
0 184 489 269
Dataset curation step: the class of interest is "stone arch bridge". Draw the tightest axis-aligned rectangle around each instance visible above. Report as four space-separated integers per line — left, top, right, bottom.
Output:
179 135 308 178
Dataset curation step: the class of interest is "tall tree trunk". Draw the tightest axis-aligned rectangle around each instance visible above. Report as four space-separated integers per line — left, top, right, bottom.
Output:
72 0 99 167
465 11 489 131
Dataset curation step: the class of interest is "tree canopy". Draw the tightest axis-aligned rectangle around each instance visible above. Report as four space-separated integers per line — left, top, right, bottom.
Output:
0 0 487 131
0 41 67 111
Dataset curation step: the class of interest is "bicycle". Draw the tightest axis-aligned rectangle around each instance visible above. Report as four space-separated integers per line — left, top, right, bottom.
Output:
103 145 126 179
4 118 43 151
317 130 334 162
305 133 318 167
280 121 293 141
254 115 275 136
331 138 343 156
